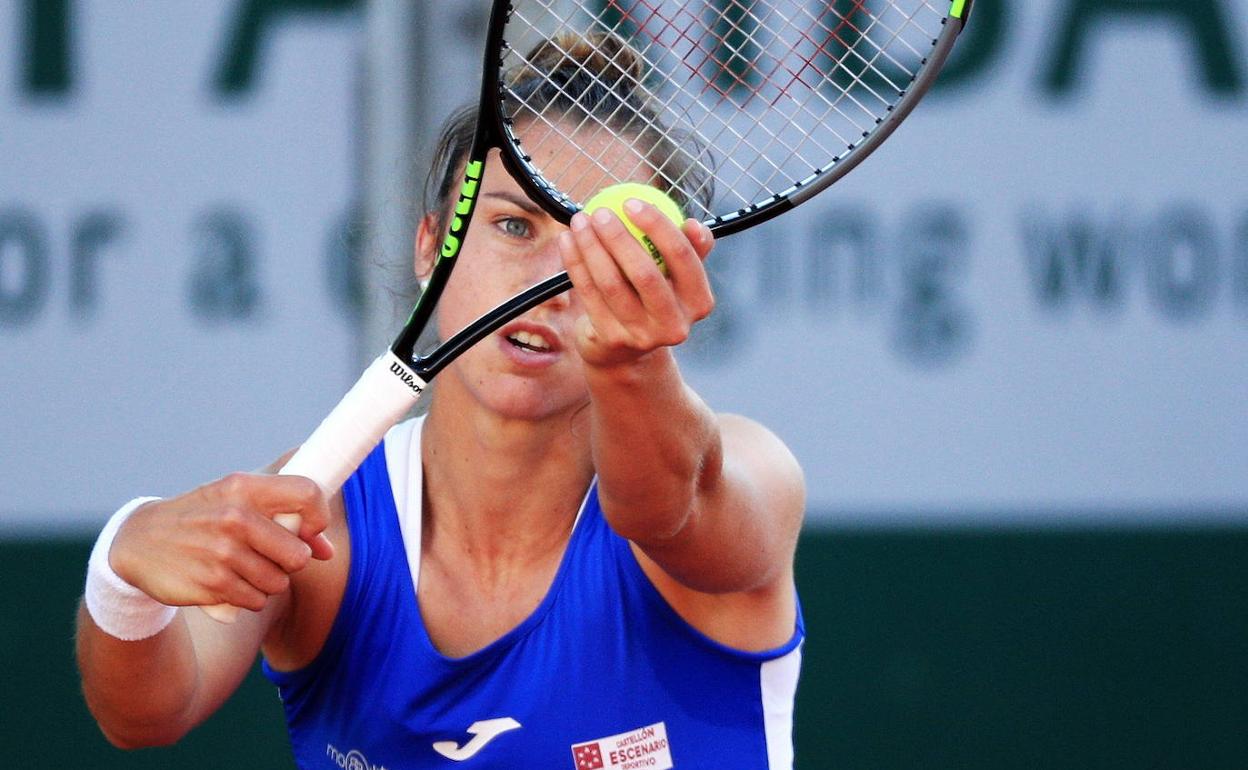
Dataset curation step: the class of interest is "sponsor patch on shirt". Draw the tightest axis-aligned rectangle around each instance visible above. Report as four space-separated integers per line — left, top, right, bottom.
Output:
571 722 673 769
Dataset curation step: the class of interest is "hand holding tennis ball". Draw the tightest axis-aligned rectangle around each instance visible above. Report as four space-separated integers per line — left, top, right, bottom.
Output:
582 183 685 274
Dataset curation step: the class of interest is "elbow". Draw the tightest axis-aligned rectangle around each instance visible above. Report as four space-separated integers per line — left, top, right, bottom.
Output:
99 721 190 750
82 685 194 749
101 730 155 751
602 491 696 545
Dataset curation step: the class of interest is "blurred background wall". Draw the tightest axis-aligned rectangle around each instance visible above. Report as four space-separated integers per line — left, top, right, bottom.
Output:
1 1 1245 767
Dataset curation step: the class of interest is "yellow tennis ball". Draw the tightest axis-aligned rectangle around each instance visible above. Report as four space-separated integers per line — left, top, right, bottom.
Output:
582 182 685 274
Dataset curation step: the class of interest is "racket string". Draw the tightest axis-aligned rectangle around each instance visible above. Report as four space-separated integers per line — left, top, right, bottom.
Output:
506 7 709 207
503 9 671 203
502 0 950 221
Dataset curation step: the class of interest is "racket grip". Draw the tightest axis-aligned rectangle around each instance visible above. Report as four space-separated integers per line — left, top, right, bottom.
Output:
202 350 427 623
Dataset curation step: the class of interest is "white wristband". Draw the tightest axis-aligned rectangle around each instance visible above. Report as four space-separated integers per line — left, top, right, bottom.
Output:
85 496 176 641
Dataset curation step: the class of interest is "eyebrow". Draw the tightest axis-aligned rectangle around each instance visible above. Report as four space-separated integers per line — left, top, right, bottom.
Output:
481 190 545 216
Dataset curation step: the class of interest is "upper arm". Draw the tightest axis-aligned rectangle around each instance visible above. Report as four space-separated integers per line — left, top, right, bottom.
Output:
637 413 804 593
261 488 351 671
627 414 804 649
181 596 291 721
628 414 803 618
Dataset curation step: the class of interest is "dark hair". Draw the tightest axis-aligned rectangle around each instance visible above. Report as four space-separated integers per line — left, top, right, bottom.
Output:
419 32 710 243
421 104 479 244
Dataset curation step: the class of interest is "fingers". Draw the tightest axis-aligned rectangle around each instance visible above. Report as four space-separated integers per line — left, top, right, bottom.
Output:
629 204 714 322
203 471 335 587
203 472 334 558
560 198 715 362
193 534 294 613
565 211 649 332
169 497 312 611
210 472 327 528
683 216 715 262
224 508 315 574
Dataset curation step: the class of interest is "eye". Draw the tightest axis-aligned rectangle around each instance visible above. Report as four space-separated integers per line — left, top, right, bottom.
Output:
498 216 531 238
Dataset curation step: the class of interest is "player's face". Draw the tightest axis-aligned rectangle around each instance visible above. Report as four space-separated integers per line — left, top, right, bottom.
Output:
421 122 652 422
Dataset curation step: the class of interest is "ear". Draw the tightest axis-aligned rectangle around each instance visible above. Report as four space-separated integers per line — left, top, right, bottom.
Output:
414 215 439 287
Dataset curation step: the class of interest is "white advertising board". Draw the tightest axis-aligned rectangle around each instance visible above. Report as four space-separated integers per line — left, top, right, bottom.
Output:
2 1 1246 531
1 2 363 530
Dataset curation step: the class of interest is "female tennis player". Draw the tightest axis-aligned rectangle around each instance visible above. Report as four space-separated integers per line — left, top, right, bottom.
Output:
76 35 805 769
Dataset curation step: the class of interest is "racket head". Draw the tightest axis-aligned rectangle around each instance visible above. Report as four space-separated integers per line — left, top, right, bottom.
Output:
487 0 969 236
396 0 971 374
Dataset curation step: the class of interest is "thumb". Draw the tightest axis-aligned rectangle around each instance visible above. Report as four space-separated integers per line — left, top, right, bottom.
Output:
575 314 600 348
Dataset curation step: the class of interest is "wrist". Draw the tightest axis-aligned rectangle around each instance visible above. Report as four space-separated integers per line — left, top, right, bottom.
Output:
582 345 673 383
85 497 176 641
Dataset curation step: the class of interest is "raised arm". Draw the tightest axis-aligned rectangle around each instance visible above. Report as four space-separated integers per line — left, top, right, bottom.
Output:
559 200 805 648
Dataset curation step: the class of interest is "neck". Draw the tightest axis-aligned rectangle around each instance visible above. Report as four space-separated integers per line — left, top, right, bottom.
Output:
420 389 595 568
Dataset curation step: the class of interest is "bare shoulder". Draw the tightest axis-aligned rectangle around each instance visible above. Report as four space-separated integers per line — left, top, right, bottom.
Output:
717 413 804 500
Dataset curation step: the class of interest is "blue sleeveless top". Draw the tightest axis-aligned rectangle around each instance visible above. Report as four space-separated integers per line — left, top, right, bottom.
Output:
263 432 803 769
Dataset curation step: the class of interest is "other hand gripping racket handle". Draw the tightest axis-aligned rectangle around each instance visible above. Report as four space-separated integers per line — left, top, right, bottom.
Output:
201 352 425 623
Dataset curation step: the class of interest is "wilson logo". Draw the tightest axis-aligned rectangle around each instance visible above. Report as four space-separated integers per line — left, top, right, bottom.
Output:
389 361 424 394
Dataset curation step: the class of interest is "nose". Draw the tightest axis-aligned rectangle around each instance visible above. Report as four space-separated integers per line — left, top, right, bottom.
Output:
531 234 572 310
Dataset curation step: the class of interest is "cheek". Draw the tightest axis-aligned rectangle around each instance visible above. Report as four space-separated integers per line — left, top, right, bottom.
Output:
433 250 525 339
434 266 485 338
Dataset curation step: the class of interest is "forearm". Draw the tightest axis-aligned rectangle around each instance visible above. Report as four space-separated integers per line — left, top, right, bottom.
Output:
76 597 275 748
76 603 203 747
565 200 801 593
586 348 721 542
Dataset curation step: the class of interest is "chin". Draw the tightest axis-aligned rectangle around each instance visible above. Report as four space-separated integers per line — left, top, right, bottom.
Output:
485 380 585 422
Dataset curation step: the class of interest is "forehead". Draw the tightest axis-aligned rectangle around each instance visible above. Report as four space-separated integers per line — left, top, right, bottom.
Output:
502 119 656 204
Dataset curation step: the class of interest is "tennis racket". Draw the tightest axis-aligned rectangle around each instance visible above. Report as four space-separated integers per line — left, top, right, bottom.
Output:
204 0 972 622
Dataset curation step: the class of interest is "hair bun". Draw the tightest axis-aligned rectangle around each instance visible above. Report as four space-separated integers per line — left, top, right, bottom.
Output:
499 30 713 214
511 31 645 91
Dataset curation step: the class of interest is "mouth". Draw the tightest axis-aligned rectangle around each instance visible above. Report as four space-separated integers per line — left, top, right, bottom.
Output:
505 329 553 353
499 321 562 361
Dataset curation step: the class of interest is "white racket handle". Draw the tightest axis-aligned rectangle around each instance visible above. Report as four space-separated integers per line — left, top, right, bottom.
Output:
202 351 426 623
